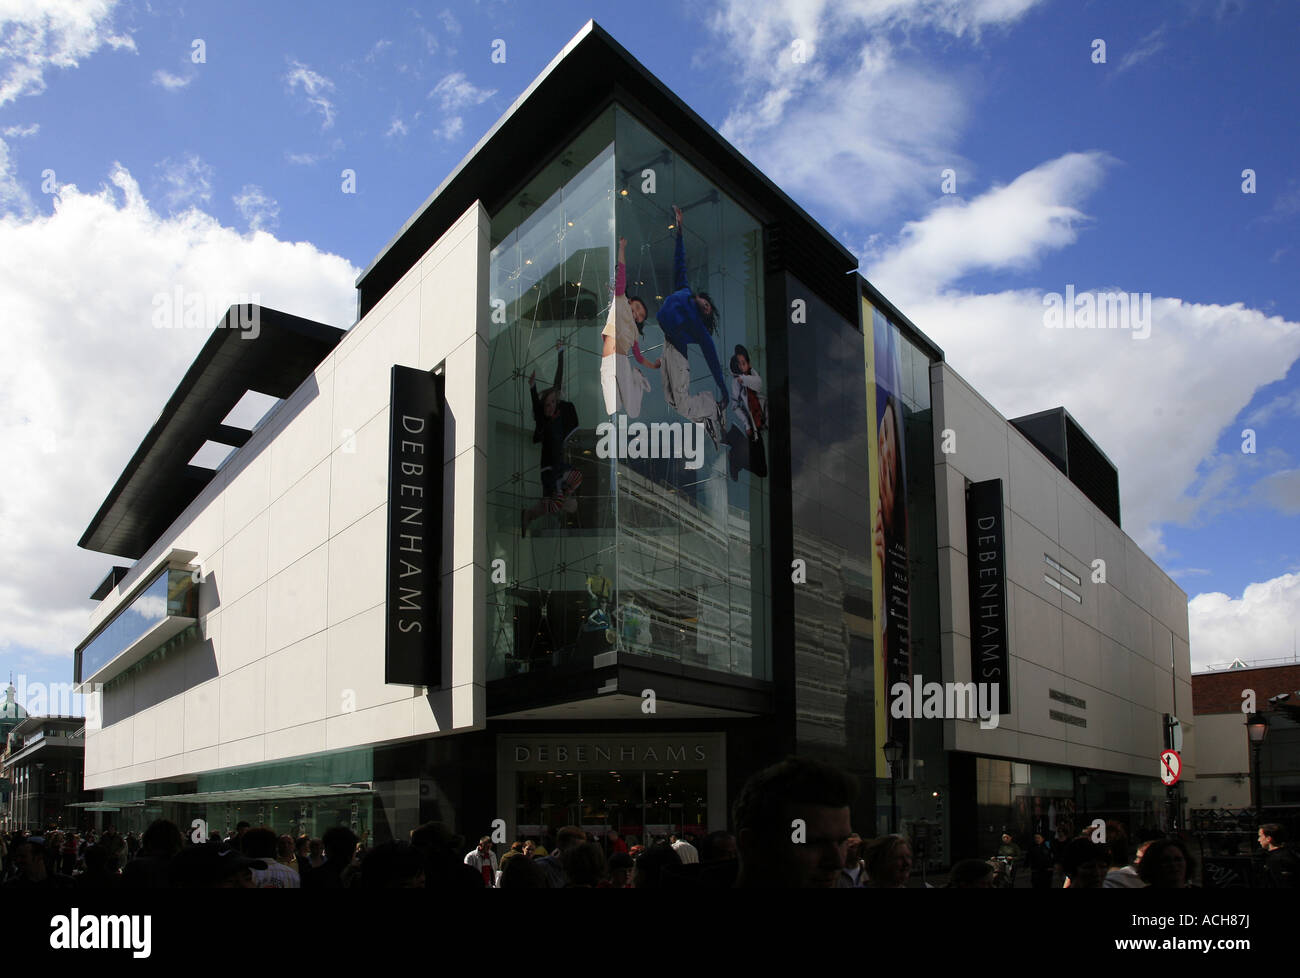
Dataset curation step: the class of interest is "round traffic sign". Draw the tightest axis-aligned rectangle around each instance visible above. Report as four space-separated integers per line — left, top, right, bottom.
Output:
1160 749 1182 786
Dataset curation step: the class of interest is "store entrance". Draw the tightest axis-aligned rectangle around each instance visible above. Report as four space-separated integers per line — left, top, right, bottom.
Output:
516 769 707 846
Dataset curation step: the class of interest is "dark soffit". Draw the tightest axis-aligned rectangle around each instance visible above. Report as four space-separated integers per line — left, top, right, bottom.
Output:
79 306 345 559
355 19 860 318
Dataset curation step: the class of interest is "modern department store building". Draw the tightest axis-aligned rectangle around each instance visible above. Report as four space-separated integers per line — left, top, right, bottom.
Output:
72 23 1193 863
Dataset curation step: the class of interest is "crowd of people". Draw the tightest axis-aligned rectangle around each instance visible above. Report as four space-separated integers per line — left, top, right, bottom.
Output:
3 758 1295 889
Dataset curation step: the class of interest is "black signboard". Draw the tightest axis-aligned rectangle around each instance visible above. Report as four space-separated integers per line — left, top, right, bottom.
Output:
965 479 1010 713
385 365 445 687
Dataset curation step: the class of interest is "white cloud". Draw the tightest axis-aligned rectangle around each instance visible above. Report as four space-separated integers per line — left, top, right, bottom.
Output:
706 0 1042 220
0 0 136 106
3 122 38 137
1189 573 1300 671
155 153 213 210
864 154 1300 554
233 183 279 232
439 9 462 37
0 134 33 214
151 68 192 90
1116 26 1167 73
430 72 494 111
285 150 324 166
386 116 408 138
0 164 356 659
429 72 493 142
364 39 392 63
1253 469 1300 515
869 152 1112 301
1245 389 1300 425
435 115 462 141
285 59 336 130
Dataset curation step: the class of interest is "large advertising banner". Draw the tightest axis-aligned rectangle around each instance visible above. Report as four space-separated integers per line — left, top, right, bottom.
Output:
865 300 912 777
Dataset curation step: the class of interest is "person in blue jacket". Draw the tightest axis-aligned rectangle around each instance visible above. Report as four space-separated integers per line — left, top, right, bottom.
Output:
657 204 727 445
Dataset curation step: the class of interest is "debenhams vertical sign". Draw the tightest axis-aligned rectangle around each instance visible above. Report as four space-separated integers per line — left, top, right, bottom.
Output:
966 479 1011 713
386 365 444 687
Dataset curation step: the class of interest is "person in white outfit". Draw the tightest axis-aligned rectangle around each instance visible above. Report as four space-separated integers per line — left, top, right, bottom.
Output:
600 236 660 417
725 344 768 479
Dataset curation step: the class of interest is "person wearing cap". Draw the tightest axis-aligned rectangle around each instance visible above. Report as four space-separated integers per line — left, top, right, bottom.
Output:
655 204 728 445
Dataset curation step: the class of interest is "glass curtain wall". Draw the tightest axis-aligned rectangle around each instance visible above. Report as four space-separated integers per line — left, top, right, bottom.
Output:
486 106 770 682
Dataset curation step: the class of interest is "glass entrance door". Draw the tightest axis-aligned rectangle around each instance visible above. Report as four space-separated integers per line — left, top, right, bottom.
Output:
515 769 707 847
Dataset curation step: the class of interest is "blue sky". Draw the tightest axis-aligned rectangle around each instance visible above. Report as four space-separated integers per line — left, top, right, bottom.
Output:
1 0 1298 710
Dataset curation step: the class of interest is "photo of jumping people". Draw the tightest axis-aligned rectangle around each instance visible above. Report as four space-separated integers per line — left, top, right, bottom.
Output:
486 109 771 682
600 236 660 417
521 341 581 538
724 343 768 480
655 204 728 447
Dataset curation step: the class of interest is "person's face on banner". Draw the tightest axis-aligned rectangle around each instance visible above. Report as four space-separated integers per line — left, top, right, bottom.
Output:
879 405 899 532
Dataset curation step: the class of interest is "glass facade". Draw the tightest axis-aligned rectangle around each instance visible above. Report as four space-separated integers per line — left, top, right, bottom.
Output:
788 279 874 784
972 756 1167 856
485 105 769 683
77 566 198 683
515 769 707 842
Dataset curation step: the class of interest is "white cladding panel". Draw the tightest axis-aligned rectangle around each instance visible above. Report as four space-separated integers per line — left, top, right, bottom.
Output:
935 362 1193 781
83 202 490 790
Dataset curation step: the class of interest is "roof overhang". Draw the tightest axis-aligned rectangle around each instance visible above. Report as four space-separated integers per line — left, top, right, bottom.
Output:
147 783 374 804
356 20 860 319
79 306 345 559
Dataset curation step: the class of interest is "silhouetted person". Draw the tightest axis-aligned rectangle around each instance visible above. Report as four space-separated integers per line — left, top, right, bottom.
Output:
300 826 358 889
122 820 183 889
535 825 587 888
732 757 856 888
632 842 682 889
946 858 995 888
499 852 547 888
1139 838 1196 888
358 842 425 888
410 822 482 889
565 842 606 887
2 837 73 888
1258 823 1299 888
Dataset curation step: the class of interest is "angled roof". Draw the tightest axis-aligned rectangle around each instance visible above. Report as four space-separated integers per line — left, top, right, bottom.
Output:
356 20 861 320
79 306 345 559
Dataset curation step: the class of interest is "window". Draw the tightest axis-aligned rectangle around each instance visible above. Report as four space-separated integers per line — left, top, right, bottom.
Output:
1043 574 1082 603
1044 553 1082 585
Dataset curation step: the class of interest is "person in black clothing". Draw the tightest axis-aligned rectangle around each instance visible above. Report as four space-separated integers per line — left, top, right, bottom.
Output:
122 820 183 889
1027 832 1055 888
409 821 482 889
300 826 358 889
2 837 73 888
521 341 581 537
1258 823 1299 888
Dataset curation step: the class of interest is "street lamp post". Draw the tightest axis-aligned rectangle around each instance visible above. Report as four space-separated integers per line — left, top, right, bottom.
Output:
1245 713 1269 815
883 739 903 835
